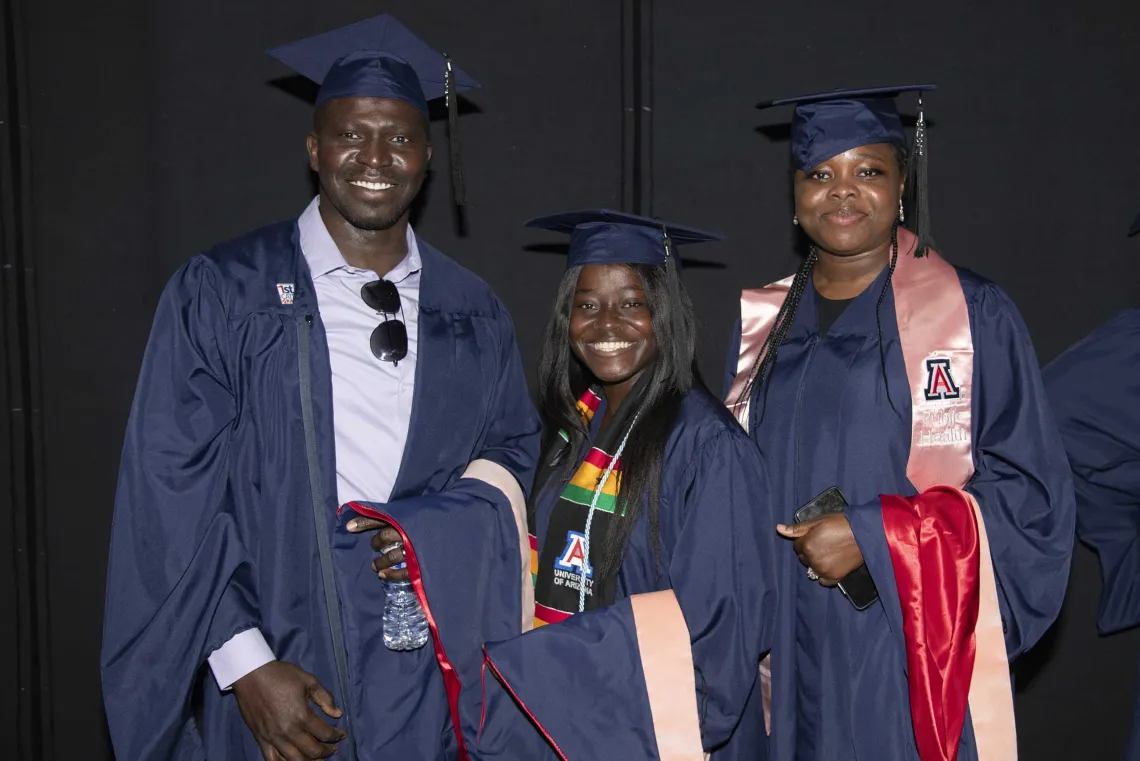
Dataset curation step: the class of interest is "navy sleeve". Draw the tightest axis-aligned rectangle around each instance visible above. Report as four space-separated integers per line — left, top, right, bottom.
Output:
1044 309 1140 633
475 298 542 496
963 284 1076 657
668 429 777 749
101 257 255 760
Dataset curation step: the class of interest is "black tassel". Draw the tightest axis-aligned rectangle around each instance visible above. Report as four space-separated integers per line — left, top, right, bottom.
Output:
906 94 935 257
445 54 466 207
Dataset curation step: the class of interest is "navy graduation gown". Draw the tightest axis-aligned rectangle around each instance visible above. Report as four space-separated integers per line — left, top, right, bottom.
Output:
476 387 777 760
1044 308 1140 759
100 220 541 760
726 266 1075 761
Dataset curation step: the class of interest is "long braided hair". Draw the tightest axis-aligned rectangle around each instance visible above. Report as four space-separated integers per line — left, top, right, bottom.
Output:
733 146 915 420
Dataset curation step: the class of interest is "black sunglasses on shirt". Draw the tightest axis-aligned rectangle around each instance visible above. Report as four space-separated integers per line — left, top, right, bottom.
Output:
360 280 408 365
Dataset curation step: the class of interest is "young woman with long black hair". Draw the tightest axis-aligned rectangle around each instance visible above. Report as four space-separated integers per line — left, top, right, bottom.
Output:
476 209 777 760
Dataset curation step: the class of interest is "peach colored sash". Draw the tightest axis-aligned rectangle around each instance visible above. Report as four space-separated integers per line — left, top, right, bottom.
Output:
893 231 1017 760
462 459 534 633
629 591 710 761
725 229 1016 759
726 276 793 429
892 231 975 497
959 492 1019 761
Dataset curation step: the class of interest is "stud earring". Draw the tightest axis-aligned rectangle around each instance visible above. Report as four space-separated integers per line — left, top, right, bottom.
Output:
793 215 799 226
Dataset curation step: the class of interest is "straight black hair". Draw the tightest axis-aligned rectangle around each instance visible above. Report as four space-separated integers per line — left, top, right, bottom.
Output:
536 257 704 581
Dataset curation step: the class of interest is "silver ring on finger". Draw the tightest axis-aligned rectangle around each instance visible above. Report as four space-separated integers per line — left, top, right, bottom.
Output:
379 542 403 555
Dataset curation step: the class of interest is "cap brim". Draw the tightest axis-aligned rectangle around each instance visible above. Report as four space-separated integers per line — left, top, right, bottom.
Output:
524 208 723 244
757 84 937 110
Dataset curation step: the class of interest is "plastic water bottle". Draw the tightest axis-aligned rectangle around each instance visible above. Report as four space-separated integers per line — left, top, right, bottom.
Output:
383 564 429 651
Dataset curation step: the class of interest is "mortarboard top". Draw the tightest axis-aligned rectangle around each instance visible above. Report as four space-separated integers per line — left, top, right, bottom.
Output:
525 209 723 269
1130 211 1140 237
266 14 479 115
757 84 937 172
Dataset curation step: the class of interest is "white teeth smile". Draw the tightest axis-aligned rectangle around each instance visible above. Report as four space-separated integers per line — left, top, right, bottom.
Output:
590 341 634 353
350 180 394 191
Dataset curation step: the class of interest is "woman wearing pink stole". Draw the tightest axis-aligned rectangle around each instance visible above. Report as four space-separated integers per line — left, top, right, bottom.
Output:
726 85 1075 761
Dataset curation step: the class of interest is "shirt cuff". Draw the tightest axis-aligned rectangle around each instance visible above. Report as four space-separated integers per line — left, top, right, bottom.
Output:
208 628 276 691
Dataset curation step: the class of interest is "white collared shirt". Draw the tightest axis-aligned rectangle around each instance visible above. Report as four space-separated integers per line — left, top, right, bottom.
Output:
207 197 421 689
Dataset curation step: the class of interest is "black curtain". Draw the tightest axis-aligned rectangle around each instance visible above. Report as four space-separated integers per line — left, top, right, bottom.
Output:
3 0 50 756
3 0 1138 758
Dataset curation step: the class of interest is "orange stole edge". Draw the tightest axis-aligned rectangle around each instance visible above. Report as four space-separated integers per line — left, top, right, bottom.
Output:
961 490 1018 761
462 459 534 633
629 590 710 761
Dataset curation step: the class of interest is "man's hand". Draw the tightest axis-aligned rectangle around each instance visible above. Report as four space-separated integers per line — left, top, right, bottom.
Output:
776 514 865 587
232 661 346 760
346 517 410 582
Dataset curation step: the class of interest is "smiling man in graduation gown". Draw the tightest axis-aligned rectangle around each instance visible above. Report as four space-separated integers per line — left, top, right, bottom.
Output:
100 15 540 761
1044 213 1140 760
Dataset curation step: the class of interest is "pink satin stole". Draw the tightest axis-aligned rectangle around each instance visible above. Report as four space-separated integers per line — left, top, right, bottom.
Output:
725 276 793 430
725 228 1017 760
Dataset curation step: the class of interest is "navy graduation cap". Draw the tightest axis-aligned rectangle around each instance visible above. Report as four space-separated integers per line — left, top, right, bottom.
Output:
757 84 936 173
525 209 723 269
268 14 479 204
267 14 479 113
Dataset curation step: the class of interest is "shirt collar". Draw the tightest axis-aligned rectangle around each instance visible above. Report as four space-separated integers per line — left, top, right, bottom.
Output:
298 196 423 282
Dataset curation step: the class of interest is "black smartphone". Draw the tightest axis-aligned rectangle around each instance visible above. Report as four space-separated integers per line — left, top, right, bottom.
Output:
794 486 880 611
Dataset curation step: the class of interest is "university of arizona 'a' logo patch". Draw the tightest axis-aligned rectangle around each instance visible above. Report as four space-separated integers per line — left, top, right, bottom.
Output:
276 283 295 305
924 358 961 401
554 531 593 578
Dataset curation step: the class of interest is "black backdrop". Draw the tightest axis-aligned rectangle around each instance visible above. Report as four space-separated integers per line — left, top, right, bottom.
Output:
2 0 1138 759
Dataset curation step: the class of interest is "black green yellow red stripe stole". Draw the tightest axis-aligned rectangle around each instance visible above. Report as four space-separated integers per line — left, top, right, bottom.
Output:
530 386 630 626
528 387 602 588
556 388 622 513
